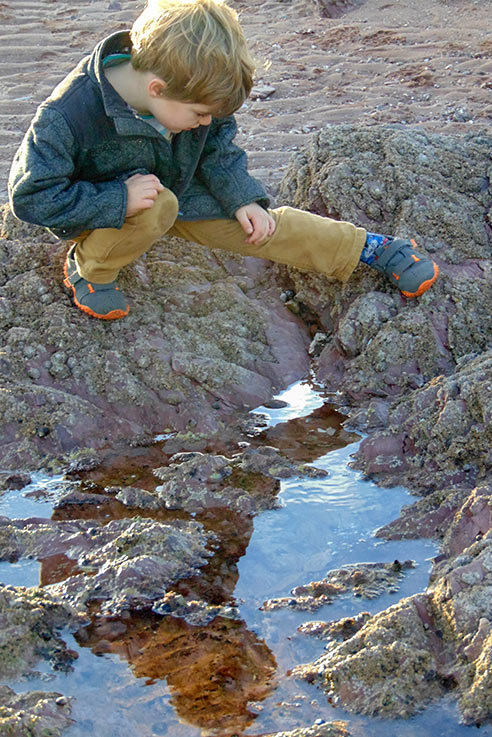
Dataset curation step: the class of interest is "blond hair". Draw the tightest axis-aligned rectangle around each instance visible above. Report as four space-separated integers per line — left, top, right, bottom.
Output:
130 0 255 116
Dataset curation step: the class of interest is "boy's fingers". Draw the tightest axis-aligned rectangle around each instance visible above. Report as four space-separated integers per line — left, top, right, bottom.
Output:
129 173 163 188
147 176 164 190
236 211 253 234
245 227 268 245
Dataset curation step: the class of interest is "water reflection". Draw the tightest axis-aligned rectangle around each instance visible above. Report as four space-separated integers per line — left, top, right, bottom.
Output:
39 552 84 586
254 403 359 464
76 611 277 737
51 390 355 734
3 382 368 735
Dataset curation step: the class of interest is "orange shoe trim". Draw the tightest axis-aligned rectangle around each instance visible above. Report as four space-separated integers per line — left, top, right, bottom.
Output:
71 285 129 320
63 254 129 320
401 263 439 298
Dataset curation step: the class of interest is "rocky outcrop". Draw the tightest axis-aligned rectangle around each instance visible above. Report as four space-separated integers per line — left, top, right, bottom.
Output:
278 125 492 416
294 594 452 719
353 349 492 492
261 723 350 737
262 560 415 611
294 529 492 723
277 124 492 724
0 205 311 470
151 446 327 514
0 585 85 680
0 516 214 614
0 687 72 737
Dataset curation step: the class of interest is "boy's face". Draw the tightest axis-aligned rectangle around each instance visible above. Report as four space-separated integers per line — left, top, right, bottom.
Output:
147 78 215 132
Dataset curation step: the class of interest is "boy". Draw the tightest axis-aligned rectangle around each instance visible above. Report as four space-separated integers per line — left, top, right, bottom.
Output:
8 0 438 321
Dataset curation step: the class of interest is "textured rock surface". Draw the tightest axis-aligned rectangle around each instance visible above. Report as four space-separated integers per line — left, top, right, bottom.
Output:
151 446 326 515
151 591 240 625
278 125 492 414
0 585 85 679
0 516 214 614
0 208 310 470
279 124 492 724
353 351 492 492
0 686 72 737
261 722 351 737
262 560 415 610
294 594 451 718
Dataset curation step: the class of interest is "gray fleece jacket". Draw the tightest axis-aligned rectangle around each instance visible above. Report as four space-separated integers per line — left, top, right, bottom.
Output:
8 30 270 240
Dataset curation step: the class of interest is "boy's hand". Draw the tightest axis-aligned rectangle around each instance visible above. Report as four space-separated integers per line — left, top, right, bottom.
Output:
234 203 276 245
125 173 164 217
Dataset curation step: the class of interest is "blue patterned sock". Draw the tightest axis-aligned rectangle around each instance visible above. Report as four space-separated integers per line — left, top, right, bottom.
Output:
360 232 394 265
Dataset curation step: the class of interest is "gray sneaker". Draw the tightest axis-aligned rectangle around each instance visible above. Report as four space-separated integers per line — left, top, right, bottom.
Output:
63 245 129 320
372 238 439 297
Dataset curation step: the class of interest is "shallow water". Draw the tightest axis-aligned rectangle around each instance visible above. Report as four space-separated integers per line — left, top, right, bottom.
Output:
1 381 491 737
0 472 67 519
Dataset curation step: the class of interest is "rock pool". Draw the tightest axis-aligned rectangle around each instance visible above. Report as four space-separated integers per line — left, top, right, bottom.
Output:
1 381 490 736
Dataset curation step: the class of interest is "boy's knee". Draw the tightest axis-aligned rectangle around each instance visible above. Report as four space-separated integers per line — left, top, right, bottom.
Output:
151 188 179 234
130 188 179 236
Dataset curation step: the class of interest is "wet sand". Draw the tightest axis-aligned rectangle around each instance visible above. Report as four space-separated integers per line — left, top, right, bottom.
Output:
1 0 491 203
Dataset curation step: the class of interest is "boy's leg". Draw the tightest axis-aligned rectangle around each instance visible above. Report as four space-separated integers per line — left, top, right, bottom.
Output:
74 188 179 283
170 206 438 297
169 206 365 282
64 188 179 319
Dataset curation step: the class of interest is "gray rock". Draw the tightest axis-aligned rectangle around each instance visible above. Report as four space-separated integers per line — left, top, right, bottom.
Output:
353 350 492 491
261 722 351 737
0 685 73 737
263 560 415 611
0 516 214 614
0 585 86 680
0 216 310 471
278 125 492 409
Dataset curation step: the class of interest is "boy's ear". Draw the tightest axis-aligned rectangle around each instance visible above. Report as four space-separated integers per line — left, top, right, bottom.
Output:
147 77 167 98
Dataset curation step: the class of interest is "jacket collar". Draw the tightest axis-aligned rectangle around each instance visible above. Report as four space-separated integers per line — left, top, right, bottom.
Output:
86 30 160 137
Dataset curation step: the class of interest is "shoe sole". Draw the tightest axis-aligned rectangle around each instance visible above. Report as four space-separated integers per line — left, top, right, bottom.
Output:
401 262 439 298
63 256 129 320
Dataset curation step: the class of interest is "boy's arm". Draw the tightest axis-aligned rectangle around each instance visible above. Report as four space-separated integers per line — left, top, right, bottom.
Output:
8 105 128 237
197 116 270 218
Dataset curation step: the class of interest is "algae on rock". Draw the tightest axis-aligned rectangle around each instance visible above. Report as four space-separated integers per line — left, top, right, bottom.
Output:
0 516 215 614
0 585 85 680
0 686 72 737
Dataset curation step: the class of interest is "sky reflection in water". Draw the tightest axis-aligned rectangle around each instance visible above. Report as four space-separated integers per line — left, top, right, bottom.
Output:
1 381 490 736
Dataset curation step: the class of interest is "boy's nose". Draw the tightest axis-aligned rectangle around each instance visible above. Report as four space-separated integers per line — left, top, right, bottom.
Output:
201 114 212 125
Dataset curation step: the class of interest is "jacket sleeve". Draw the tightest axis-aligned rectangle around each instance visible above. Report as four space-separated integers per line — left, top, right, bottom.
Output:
8 104 128 238
196 116 270 218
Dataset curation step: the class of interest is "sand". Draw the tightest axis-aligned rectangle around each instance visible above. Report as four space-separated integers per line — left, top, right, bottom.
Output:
0 0 491 204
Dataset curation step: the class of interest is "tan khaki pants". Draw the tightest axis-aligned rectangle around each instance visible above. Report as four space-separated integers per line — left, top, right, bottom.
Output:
73 187 366 284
